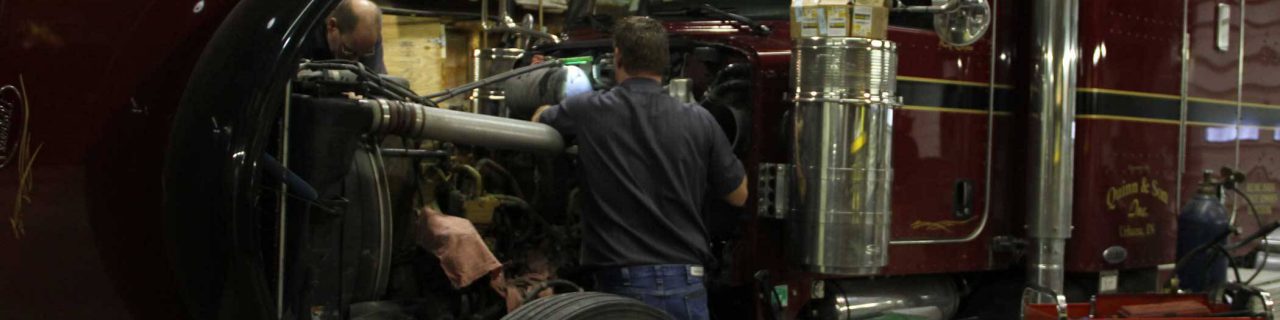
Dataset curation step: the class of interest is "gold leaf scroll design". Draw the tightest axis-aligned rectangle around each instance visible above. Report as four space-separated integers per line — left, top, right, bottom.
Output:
9 75 43 239
910 217 976 233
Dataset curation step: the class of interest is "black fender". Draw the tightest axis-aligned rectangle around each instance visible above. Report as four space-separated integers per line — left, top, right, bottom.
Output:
163 0 337 318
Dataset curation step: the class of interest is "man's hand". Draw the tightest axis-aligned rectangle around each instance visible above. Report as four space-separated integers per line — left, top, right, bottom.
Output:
724 177 748 207
532 105 552 122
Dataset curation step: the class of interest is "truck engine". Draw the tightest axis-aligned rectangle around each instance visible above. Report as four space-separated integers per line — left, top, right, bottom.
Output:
273 25 763 317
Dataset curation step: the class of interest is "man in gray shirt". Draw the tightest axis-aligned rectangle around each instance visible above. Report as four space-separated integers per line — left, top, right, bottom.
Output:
533 16 747 320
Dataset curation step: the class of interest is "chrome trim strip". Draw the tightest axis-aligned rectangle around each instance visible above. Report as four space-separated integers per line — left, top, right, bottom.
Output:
1235 0 1245 174
1231 0 1245 223
1176 0 1189 217
368 144 392 297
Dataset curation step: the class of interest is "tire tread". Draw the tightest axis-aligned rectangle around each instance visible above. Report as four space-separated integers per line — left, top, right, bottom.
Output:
502 292 671 320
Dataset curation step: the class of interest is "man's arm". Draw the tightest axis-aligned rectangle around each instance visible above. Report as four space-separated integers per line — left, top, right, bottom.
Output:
702 111 748 207
724 177 748 207
532 105 552 123
532 103 580 143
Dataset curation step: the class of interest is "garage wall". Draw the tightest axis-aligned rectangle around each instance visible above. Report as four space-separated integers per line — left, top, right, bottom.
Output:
380 15 449 95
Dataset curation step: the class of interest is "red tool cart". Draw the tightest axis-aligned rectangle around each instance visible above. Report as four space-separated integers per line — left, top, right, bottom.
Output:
1023 284 1276 320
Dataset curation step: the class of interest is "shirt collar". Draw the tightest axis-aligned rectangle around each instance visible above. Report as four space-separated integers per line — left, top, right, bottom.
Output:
619 77 663 93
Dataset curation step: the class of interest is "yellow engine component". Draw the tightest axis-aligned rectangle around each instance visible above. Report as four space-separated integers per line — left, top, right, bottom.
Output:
463 195 501 224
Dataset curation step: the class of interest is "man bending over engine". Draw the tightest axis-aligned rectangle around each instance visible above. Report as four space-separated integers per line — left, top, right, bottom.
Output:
532 16 748 320
302 0 387 73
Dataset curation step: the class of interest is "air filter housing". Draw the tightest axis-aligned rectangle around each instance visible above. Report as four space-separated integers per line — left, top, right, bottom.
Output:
788 37 898 275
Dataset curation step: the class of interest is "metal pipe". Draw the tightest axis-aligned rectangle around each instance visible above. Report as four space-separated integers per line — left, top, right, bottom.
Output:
1234 0 1245 192
360 99 565 155
1176 0 1190 219
1029 240 1067 296
1027 0 1078 298
498 0 510 25
488 25 562 44
815 276 959 319
470 48 483 113
481 0 489 46
379 148 450 158
416 104 563 154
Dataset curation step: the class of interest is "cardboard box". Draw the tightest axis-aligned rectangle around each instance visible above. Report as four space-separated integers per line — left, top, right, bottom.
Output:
850 5 889 39
821 1 850 37
791 0 822 38
791 0 853 38
382 15 448 94
792 1 889 39
853 0 890 7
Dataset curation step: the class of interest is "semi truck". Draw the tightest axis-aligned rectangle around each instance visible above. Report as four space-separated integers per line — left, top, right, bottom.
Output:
2 0 1280 318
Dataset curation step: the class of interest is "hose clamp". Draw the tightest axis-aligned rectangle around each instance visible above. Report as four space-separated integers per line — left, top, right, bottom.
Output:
412 102 427 138
377 99 392 135
369 99 382 134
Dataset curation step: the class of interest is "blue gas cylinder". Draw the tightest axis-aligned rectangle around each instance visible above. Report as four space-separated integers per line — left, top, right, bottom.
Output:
1175 171 1230 292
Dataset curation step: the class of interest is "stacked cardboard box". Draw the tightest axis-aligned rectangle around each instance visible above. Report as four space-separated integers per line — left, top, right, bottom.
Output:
791 0 889 39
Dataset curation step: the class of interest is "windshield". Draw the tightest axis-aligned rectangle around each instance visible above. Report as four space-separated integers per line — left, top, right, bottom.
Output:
566 0 788 29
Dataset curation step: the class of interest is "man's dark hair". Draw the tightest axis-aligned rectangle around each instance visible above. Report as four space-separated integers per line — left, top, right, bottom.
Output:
330 0 361 33
612 16 669 76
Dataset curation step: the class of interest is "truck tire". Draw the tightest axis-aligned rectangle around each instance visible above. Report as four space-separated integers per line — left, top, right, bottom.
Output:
502 292 672 320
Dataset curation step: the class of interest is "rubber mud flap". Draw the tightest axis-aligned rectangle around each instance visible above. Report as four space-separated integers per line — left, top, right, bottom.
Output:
502 292 672 320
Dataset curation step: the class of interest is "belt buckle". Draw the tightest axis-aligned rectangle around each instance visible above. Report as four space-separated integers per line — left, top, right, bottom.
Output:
690 266 704 277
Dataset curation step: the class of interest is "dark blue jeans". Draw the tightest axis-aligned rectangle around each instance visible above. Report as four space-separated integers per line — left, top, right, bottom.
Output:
594 265 709 320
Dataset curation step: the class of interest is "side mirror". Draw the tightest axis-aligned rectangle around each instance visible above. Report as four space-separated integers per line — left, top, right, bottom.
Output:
932 0 991 46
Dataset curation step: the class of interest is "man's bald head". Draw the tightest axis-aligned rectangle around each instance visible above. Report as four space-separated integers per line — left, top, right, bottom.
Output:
332 0 381 33
326 0 382 61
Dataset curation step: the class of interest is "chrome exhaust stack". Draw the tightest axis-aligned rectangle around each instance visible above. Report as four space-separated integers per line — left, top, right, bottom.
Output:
470 48 524 114
1027 0 1078 298
787 37 899 275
